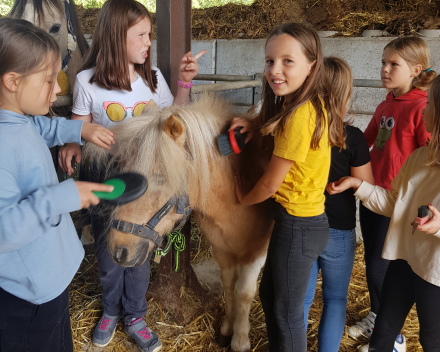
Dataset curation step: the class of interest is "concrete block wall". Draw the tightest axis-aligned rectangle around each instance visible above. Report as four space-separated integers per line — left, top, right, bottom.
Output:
149 36 440 122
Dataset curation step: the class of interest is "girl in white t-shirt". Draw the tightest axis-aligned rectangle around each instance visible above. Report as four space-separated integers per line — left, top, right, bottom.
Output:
58 1 205 350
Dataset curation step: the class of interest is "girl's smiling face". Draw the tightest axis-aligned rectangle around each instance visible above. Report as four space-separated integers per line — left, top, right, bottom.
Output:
264 34 315 102
126 17 152 66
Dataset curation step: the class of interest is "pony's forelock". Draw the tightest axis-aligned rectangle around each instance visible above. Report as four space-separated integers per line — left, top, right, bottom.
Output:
84 95 232 202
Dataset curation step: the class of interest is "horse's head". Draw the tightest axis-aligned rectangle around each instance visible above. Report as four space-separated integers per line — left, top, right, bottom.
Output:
11 0 89 93
108 111 192 267
86 97 231 266
86 97 228 266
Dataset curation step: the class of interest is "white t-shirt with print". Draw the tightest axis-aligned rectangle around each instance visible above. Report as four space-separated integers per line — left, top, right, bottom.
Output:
72 66 174 129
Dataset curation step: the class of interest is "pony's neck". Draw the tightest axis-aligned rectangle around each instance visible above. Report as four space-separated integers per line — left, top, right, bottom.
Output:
187 153 235 214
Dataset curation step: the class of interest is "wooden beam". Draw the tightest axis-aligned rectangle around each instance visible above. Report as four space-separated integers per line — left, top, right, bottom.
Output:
156 0 192 96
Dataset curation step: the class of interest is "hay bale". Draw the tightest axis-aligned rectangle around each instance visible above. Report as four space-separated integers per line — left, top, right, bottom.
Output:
76 0 440 39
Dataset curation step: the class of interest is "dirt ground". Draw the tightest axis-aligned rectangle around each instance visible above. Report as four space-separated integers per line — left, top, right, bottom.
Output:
77 0 440 39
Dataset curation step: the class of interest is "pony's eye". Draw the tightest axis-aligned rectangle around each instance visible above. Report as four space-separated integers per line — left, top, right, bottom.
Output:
49 24 61 34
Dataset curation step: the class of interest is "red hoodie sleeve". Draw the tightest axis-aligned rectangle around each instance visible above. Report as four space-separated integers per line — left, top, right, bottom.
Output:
364 113 379 148
413 101 430 147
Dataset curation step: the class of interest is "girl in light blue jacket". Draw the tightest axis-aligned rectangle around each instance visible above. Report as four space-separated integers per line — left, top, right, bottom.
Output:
0 18 114 352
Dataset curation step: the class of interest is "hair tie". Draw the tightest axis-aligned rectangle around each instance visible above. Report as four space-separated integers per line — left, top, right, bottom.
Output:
425 68 433 72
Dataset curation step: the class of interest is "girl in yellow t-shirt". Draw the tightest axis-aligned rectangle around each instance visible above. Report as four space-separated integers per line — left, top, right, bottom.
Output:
231 23 345 352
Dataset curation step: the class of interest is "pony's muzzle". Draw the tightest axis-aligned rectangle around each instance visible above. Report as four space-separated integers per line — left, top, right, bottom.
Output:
113 246 129 264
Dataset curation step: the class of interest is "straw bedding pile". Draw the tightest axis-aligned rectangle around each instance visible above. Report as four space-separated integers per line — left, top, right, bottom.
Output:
76 0 440 39
69 223 422 352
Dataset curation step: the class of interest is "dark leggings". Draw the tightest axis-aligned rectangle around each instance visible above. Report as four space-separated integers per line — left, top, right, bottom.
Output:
359 204 390 314
370 259 440 352
259 200 329 352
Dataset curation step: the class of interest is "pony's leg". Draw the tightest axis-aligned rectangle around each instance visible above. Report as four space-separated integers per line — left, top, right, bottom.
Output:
231 255 266 352
218 262 238 345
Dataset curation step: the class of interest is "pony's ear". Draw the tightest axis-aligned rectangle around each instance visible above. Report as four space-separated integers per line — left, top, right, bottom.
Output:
163 115 184 141
142 99 159 114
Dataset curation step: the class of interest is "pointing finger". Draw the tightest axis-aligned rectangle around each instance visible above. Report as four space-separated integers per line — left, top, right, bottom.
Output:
193 50 207 60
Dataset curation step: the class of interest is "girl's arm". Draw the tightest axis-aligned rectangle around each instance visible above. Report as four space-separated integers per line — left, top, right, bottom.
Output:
0 168 112 254
413 103 431 147
235 154 293 206
350 161 375 185
363 114 379 148
174 50 207 106
58 113 114 175
72 112 92 123
328 156 409 218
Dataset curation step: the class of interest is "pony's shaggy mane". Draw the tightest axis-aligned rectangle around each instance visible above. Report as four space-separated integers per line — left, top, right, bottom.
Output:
84 94 233 199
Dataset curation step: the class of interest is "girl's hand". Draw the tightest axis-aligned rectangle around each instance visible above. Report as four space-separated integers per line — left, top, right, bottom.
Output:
416 204 440 235
75 181 114 209
59 143 82 176
326 176 362 195
81 122 115 149
179 50 207 84
234 171 247 205
229 118 254 143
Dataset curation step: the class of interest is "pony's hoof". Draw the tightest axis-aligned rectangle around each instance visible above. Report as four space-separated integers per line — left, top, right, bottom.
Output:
216 333 232 348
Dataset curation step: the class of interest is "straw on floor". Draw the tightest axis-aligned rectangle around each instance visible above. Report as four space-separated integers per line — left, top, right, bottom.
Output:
69 223 422 352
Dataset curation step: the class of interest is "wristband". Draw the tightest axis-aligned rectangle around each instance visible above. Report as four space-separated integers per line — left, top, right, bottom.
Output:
178 80 193 89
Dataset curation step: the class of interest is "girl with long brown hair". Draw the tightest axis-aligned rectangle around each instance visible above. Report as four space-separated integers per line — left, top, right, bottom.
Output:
58 0 205 350
327 74 440 352
232 23 340 352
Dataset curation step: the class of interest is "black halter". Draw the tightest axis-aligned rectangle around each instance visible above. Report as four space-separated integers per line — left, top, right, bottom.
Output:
111 193 191 247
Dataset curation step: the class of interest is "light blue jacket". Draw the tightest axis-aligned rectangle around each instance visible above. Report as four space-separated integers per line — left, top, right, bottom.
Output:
0 109 85 304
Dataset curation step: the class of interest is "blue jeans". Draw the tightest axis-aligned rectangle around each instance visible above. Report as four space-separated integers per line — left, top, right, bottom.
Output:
304 228 356 352
260 200 329 352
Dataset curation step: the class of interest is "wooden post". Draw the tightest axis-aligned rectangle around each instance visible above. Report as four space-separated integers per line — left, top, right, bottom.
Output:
156 0 192 95
147 0 204 323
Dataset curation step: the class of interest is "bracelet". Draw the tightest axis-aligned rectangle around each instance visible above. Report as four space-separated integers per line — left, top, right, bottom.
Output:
178 80 193 89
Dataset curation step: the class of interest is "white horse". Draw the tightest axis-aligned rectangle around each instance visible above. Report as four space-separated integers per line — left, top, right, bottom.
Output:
85 95 274 352
10 0 89 94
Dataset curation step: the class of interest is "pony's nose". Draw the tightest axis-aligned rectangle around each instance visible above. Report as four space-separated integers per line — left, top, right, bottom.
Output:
114 246 129 264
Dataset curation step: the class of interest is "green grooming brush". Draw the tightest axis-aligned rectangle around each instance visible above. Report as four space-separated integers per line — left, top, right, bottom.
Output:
93 172 148 205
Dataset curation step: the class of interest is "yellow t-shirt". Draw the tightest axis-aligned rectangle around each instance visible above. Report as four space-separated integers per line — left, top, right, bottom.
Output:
272 101 331 217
